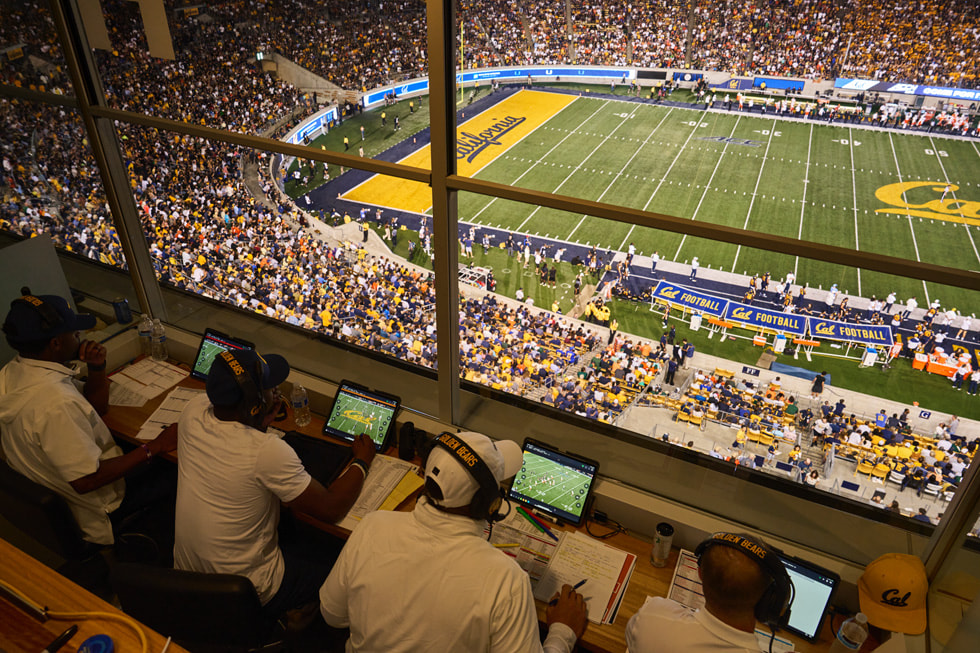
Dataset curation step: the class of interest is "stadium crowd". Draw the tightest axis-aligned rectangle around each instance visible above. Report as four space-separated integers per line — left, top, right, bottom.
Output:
3 0 980 434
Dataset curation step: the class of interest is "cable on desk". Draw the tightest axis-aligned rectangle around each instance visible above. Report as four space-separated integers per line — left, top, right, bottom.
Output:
48 610 148 653
0 579 149 653
584 515 626 539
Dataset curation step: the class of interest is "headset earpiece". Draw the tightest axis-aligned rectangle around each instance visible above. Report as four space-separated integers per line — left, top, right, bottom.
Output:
694 533 794 629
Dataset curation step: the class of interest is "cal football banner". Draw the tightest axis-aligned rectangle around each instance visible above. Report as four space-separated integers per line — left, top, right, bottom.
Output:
723 301 807 336
807 318 893 346
650 281 728 317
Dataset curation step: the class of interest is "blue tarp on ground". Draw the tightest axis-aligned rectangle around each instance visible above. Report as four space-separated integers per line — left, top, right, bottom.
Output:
770 362 830 386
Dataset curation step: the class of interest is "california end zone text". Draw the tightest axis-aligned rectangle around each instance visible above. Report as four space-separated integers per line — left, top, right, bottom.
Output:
456 116 526 163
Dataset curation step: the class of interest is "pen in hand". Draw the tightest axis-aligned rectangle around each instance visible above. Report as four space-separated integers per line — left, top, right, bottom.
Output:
548 579 588 605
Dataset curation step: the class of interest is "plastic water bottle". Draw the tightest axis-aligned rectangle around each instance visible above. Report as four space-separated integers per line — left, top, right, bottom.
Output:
138 314 153 357
829 612 868 652
291 385 311 427
150 318 168 361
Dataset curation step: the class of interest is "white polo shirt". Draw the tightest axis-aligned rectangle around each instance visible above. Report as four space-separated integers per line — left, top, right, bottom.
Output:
174 394 311 604
320 497 576 653
626 597 762 652
0 356 124 545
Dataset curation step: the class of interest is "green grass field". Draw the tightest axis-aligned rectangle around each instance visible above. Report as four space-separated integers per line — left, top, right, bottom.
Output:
454 94 980 310
511 451 592 520
295 87 980 416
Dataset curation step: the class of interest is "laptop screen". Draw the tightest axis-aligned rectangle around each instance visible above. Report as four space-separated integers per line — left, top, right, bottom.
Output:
322 381 400 451
190 329 254 381
508 439 599 526
777 553 840 641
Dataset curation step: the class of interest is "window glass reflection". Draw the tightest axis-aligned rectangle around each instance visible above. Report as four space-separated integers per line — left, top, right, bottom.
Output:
0 99 121 265
0 1 67 94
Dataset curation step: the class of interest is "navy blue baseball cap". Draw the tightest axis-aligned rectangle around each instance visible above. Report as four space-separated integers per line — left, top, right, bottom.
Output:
2 294 97 346
206 349 290 407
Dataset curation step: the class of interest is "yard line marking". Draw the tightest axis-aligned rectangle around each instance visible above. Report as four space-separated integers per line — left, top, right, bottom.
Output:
674 116 742 259
929 136 980 265
888 133 929 302
793 124 814 278
569 107 676 247
517 102 639 232
731 120 777 272
848 128 862 296
472 99 608 223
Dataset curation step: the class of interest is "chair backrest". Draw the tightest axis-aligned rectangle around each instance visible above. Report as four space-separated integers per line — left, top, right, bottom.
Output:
775 461 794 473
0 461 90 560
111 563 272 651
840 480 861 493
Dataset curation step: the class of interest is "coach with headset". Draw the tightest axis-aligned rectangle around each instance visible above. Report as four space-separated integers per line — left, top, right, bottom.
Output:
626 532 794 651
174 348 376 619
319 430 588 652
0 293 178 547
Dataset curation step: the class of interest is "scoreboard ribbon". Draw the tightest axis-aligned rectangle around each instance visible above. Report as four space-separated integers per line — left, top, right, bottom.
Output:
723 301 806 336
807 318 893 346
651 281 727 317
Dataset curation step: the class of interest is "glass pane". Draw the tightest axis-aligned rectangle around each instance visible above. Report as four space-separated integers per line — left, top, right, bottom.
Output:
93 0 429 155
456 191 977 528
449 82 980 279
0 1 69 94
122 124 436 369
0 98 125 272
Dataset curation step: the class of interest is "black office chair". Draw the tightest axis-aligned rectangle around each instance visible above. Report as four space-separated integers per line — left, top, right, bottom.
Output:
110 563 284 653
0 460 109 591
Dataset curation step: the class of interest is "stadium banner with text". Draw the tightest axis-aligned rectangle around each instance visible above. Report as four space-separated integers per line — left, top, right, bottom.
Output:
834 78 980 102
723 302 807 336
362 67 635 108
806 318 893 346
651 281 727 317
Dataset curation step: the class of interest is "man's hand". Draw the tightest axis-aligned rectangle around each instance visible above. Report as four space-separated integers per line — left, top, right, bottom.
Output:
151 423 179 456
546 584 588 639
78 339 107 368
352 433 377 465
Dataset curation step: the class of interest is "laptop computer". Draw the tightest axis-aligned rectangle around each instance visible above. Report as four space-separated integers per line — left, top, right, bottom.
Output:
189 329 254 381
508 438 599 526
321 380 401 452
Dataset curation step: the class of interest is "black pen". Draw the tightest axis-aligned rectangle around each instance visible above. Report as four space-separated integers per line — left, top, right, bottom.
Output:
548 579 588 605
41 625 77 653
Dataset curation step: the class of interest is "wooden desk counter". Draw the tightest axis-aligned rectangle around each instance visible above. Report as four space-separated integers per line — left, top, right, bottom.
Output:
0 538 189 653
100 370 832 652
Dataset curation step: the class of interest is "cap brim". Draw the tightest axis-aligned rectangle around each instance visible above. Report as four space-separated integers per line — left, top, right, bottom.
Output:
261 354 290 389
68 313 97 332
495 439 523 481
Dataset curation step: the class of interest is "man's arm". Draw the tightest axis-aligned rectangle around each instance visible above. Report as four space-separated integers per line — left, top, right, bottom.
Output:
69 424 178 494
78 340 109 415
285 433 376 524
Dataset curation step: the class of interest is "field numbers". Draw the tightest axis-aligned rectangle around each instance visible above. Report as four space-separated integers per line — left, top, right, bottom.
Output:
925 149 949 157
685 121 709 127
833 139 862 146
759 130 782 137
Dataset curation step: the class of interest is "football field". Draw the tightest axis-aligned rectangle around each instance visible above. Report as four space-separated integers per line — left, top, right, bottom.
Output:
448 93 980 309
511 451 592 519
324 392 393 444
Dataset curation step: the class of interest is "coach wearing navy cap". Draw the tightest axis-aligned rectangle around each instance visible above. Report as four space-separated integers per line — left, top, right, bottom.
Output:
174 347 376 619
0 293 178 546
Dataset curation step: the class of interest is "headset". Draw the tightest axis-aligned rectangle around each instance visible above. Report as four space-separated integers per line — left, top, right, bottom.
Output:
694 532 794 630
425 431 510 523
213 350 270 426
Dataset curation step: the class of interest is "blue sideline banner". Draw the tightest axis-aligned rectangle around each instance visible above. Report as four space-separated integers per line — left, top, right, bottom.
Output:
651 281 727 317
807 318 893 346
723 302 807 336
